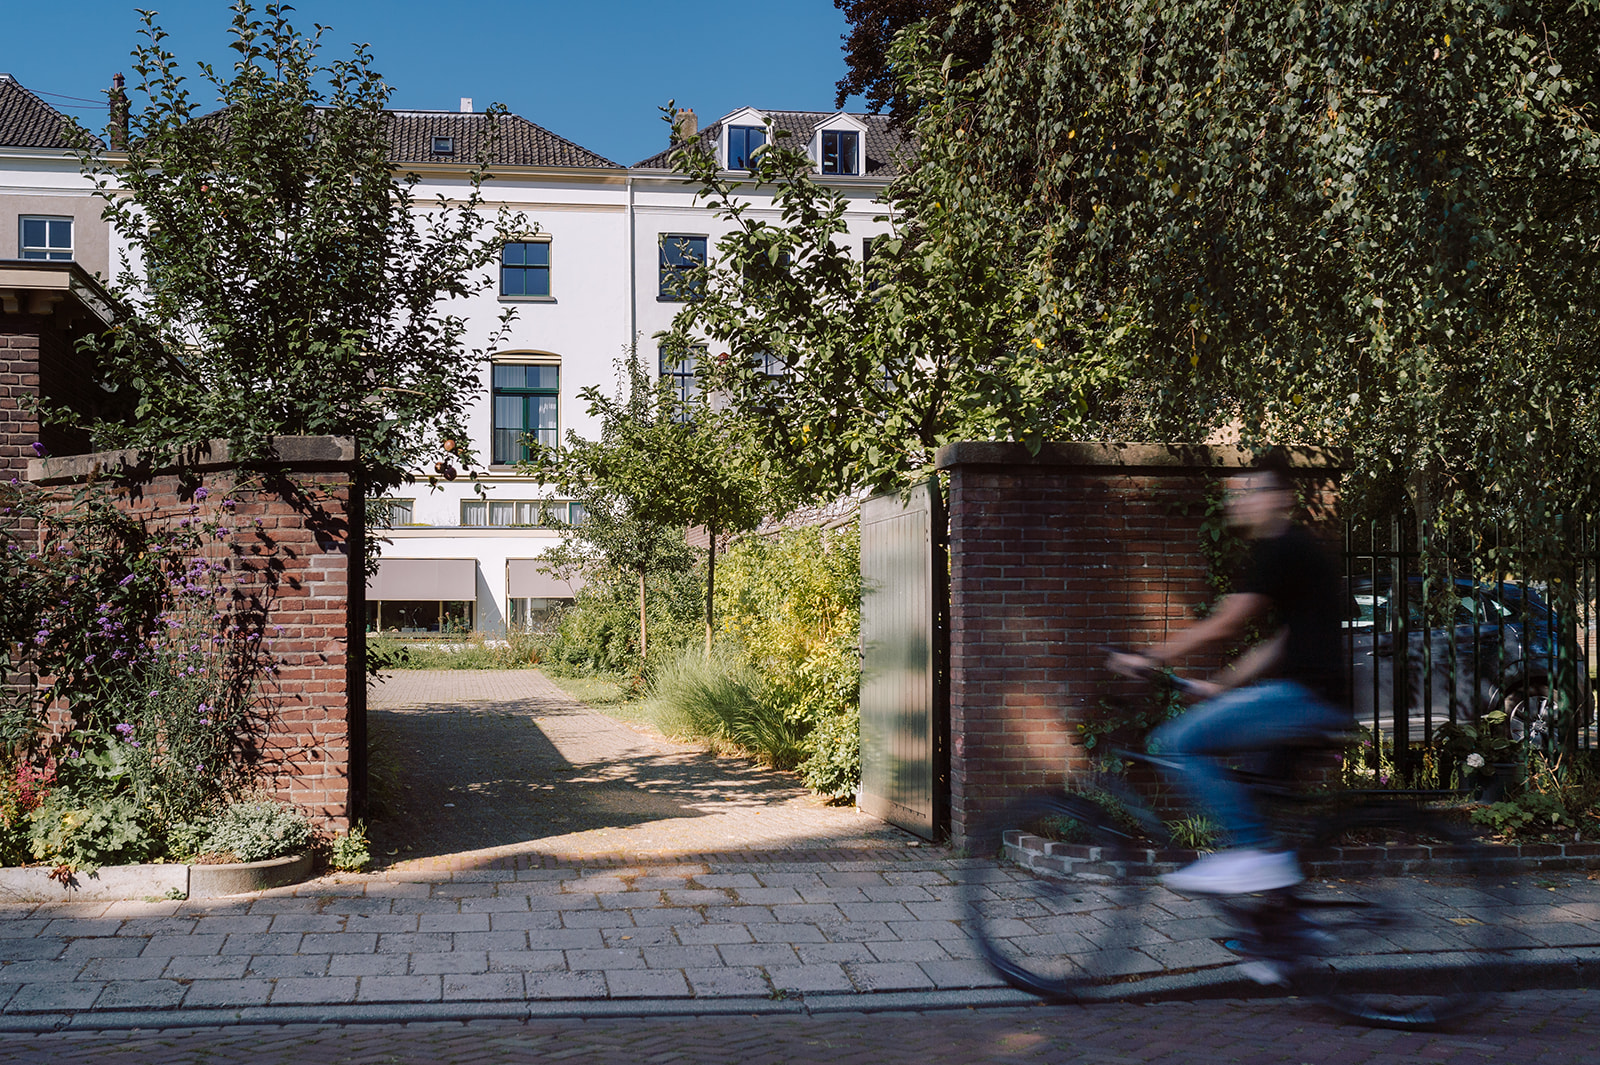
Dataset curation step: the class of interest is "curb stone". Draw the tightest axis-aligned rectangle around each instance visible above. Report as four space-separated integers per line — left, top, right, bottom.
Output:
1 950 1593 1034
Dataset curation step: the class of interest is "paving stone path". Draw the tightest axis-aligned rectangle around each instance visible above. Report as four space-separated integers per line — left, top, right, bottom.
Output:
364 670 915 866
0 670 1596 1025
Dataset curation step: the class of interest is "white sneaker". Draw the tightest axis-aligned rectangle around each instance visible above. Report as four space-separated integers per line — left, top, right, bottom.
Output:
1236 959 1293 987
1162 849 1302 895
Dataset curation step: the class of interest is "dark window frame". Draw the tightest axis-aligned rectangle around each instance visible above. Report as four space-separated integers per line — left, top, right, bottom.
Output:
658 234 708 301
500 239 552 298
820 129 859 176
491 363 560 465
727 124 766 170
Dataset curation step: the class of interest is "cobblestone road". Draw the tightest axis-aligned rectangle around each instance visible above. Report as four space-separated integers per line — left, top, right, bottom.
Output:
0 989 1594 1064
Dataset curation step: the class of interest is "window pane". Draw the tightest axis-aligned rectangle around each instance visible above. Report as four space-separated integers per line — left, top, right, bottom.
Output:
489 501 515 526
525 267 549 297
21 218 46 247
493 364 526 389
568 503 587 526
493 428 525 463
839 131 858 174
494 394 525 429
527 242 550 267
503 243 525 266
530 365 559 390
501 269 525 297
461 500 487 526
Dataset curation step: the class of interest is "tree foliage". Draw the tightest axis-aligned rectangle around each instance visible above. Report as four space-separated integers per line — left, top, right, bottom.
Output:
675 1 1600 534
70 1 519 498
527 350 777 663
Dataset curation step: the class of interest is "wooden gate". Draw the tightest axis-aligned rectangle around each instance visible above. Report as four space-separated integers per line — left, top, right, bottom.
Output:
858 481 948 840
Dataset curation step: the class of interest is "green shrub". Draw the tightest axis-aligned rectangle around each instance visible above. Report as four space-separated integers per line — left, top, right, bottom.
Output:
27 794 150 873
537 568 702 677
717 524 863 798
195 797 312 862
330 822 372 872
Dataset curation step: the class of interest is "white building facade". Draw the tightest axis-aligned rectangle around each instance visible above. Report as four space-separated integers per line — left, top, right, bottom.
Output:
372 105 903 637
0 77 903 636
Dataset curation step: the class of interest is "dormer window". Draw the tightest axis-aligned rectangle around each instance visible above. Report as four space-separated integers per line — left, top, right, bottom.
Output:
727 125 765 170
432 136 455 155
821 130 859 176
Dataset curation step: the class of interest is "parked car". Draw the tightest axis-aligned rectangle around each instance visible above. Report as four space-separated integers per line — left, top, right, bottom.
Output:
1344 577 1592 748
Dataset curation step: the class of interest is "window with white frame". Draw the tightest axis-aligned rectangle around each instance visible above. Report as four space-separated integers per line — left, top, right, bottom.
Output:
820 129 859 176
491 362 559 464
19 216 72 260
727 125 765 170
501 238 551 298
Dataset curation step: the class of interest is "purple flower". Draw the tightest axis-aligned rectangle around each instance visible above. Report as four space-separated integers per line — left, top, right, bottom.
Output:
114 723 134 736
193 487 209 500
148 689 160 698
30 442 47 458
199 719 211 726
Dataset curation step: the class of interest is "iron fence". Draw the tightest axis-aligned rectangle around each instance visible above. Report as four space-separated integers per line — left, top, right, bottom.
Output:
1343 516 1598 785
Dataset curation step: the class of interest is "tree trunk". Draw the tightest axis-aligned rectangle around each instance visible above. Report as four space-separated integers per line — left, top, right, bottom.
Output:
637 568 648 670
704 521 718 657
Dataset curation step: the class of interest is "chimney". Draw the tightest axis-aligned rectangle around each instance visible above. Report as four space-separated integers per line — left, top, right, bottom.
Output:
460 97 473 113
673 107 698 145
109 73 129 150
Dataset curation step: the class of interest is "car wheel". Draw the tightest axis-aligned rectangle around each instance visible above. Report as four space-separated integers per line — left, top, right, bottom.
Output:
1501 678 1557 748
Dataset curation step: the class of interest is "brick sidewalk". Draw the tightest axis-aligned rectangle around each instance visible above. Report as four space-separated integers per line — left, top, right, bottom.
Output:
0 670 1596 1025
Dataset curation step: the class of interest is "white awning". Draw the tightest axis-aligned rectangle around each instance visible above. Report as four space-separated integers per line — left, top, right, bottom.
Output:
507 559 583 599
367 558 476 601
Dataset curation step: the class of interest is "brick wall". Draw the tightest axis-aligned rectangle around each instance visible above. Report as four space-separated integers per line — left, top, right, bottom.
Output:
2 300 100 484
27 438 365 831
935 442 1341 845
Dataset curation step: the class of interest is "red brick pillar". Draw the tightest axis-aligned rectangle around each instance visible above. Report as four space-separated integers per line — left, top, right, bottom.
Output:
935 442 1341 845
27 437 364 831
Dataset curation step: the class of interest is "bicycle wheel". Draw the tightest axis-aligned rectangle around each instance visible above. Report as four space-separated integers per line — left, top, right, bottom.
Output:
961 791 1181 1000
1291 803 1508 1028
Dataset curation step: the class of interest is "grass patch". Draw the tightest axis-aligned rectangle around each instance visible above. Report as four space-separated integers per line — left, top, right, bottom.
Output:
370 632 542 670
540 672 651 728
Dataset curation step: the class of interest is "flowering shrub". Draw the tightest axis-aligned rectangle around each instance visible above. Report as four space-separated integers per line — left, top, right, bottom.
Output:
0 477 273 867
714 523 862 798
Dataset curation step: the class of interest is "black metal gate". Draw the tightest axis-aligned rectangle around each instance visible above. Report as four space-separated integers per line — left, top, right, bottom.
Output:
1343 516 1598 780
858 481 949 840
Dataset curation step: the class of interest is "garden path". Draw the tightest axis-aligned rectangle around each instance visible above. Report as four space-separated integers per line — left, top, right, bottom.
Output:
365 669 914 869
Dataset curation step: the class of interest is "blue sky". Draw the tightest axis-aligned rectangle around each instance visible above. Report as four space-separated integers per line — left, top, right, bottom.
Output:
3 0 862 165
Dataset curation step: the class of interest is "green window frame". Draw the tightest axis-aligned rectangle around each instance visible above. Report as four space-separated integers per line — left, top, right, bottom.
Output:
492 363 559 465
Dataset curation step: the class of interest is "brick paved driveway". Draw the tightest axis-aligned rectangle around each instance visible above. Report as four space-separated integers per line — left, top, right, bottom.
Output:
1 989 1595 1064
366 669 914 865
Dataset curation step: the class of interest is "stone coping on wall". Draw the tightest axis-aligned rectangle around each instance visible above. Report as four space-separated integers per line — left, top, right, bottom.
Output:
933 441 1347 473
26 435 358 485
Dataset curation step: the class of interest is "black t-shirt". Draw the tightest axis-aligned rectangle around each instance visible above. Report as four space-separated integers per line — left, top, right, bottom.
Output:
1236 523 1346 704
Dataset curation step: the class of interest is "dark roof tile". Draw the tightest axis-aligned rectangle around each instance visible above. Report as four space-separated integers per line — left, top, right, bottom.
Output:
632 109 907 176
386 110 620 169
0 74 78 149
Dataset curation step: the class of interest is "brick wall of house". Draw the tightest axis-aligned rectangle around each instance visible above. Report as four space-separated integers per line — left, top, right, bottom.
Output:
935 442 1341 845
27 438 365 831
1 307 98 483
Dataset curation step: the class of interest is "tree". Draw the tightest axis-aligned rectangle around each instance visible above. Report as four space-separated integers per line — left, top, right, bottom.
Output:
674 1 1600 538
68 2 519 520
528 350 776 664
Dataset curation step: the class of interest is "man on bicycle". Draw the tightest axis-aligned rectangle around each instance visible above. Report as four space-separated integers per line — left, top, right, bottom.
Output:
1108 452 1349 895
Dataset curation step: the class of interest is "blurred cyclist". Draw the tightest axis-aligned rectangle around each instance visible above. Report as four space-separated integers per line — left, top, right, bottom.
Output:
1107 451 1349 894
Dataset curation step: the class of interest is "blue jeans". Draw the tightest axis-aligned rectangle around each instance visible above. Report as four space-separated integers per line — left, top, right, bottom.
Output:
1147 680 1349 851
